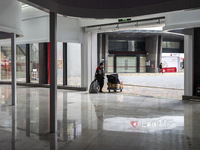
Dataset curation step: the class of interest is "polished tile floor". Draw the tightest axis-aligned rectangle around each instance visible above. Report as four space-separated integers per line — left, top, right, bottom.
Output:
0 85 200 150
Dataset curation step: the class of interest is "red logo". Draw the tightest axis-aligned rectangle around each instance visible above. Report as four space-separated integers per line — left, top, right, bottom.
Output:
130 121 139 128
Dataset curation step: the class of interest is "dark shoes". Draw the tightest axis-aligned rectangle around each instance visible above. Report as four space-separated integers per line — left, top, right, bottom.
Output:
99 90 103 93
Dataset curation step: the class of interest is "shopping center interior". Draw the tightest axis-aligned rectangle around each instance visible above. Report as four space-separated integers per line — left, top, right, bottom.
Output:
1 0 200 149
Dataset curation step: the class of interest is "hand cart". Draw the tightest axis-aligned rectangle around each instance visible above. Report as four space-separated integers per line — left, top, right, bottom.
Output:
107 82 123 93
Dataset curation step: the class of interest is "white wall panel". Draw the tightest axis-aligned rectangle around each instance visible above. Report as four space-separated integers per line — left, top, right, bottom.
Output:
0 7 84 45
22 6 48 20
164 10 200 31
67 43 81 76
57 16 83 43
0 0 22 35
17 16 49 44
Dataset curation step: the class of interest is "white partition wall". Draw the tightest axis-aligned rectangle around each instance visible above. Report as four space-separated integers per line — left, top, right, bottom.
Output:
0 0 22 35
67 43 81 87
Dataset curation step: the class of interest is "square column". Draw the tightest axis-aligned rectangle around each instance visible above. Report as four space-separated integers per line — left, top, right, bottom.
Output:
11 33 16 105
63 43 68 86
81 32 98 89
193 28 200 95
184 31 194 97
39 43 48 84
145 36 159 73
50 12 57 133
182 28 200 100
26 44 31 83
97 34 109 72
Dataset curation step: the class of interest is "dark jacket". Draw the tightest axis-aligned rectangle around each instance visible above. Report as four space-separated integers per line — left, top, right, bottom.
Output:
95 67 104 80
159 64 163 69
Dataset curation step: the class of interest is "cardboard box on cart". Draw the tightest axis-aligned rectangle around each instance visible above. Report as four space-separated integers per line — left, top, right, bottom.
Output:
107 82 123 89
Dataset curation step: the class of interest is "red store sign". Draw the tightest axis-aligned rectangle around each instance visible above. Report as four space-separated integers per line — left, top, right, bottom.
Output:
163 67 177 73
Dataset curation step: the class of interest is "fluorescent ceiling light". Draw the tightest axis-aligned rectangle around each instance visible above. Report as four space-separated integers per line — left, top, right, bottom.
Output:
21 4 29 8
137 26 163 31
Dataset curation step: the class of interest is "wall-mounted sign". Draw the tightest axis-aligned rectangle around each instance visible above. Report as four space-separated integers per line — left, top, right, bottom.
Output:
118 18 131 22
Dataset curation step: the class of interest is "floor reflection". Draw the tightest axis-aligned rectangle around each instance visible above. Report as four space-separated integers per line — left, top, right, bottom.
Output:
1 85 200 149
184 102 200 149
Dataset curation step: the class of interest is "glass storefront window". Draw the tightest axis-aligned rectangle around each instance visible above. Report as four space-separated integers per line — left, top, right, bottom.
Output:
162 42 167 48
167 42 180 49
140 56 146 73
116 56 137 73
162 41 180 49
16 45 26 82
30 43 39 83
57 43 63 85
0 42 83 88
108 56 114 73
0 46 11 81
67 43 81 87
0 45 26 82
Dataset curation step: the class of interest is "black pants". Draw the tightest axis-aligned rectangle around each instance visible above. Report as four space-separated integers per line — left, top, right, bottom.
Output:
97 79 104 91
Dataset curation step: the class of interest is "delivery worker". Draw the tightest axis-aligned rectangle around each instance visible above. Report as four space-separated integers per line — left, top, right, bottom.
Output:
95 62 105 92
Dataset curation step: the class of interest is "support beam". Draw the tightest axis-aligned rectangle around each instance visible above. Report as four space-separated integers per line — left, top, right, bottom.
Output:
145 36 159 73
12 107 17 150
137 56 140 73
97 34 102 65
104 34 109 73
26 44 30 83
63 43 68 86
26 88 30 136
81 32 98 89
98 34 109 72
50 12 57 133
193 28 200 95
81 40 87 88
39 43 48 84
157 35 163 66
184 31 194 96
114 55 117 73
63 92 68 140
11 33 16 105
90 32 98 84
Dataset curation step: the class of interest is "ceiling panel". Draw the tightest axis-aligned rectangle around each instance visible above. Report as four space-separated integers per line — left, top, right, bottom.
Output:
20 0 200 18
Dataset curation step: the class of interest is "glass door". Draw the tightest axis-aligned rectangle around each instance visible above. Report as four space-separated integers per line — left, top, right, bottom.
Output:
116 56 137 73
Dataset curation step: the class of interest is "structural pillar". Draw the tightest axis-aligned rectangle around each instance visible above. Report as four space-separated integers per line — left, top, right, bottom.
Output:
182 28 200 99
11 33 16 105
26 44 30 83
12 107 17 150
63 92 68 140
90 32 98 86
183 29 194 97
26 88 30 137
63 43 68 86
81 32 98 89
97 34 101 65
145 36 159 73
39 43 48 84
97 34 109 72
50 12 57 133
157 35 163 66
193 28 200 95
81 33 88 88
104 34 109 73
